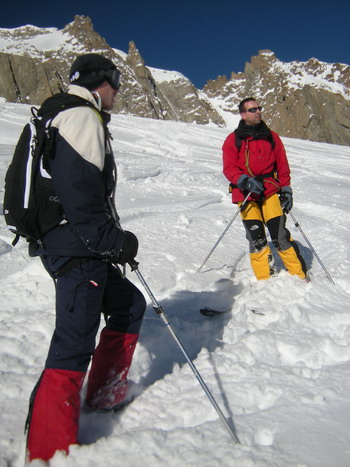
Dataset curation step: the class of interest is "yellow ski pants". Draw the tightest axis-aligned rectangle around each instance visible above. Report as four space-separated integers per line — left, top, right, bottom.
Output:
239 194 307 280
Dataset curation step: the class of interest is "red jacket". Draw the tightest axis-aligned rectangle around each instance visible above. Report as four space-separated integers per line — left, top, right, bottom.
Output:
222 130 291 203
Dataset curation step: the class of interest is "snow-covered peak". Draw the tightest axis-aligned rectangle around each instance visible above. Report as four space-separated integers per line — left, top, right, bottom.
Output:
148 67 189 84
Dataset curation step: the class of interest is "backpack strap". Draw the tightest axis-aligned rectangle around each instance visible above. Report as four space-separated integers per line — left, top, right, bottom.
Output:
38 93 98 120
234 131 242 152
11 234 20 247
38 93 103 172
234 130 276 152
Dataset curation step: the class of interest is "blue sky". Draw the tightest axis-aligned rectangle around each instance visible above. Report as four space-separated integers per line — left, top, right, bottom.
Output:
2 0 349 89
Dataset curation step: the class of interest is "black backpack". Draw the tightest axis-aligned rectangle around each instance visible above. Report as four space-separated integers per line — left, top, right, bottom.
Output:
3 93 97 245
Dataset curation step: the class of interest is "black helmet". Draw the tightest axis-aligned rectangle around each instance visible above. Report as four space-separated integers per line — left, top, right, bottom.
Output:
69 53 121 91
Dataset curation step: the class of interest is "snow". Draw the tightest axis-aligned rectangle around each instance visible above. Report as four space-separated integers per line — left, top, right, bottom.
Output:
1 101 350 467
0 29 79 57
270 60 349 98
148 67 189 84
199 90 241 129
0 25 126 58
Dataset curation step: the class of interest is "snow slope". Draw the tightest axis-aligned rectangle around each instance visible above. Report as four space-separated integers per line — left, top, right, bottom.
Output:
0 100 350 467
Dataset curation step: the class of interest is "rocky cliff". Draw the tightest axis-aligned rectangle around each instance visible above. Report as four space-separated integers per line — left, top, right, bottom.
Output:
0 16 349 145
203 50 350 145
0 16 225 126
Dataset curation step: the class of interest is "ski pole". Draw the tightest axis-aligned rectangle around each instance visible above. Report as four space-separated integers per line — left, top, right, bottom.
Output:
196 191 252 273
287 211 335 285
128 260 240 445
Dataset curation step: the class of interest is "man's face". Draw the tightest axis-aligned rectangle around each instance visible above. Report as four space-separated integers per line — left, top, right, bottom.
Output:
97 81 119 111
240 100 262 126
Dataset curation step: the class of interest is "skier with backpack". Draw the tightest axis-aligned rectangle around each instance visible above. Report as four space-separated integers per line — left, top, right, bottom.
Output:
12 53 147 462
222 97 307 281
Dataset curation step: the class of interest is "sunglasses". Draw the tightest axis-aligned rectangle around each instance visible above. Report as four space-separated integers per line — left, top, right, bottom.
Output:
245 106 262 113
99 68 121 91
106 69 121 91
91 68 121 90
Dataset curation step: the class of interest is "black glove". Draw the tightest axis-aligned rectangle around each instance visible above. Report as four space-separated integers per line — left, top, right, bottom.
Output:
237 174 264 195
116 231 139 265
279 186 293 212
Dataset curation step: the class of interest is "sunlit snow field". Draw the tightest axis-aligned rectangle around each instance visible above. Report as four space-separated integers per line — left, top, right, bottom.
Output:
0 101 350 466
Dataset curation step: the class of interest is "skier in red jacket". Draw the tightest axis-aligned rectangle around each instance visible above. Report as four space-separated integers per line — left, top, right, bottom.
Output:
222 97 307 280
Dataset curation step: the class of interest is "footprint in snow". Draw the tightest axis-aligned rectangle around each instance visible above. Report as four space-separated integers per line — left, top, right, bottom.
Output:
0 238 12 255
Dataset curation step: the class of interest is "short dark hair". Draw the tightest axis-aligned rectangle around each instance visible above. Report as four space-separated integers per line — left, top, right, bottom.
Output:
238 97 257 113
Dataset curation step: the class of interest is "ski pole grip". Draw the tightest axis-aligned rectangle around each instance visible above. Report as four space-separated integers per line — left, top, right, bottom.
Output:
128 259 139 271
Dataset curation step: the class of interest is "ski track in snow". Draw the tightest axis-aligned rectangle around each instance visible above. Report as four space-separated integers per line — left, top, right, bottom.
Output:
0 103 350 466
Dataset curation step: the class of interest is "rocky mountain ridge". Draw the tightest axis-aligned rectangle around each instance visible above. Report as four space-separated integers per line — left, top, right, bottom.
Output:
0 16 224 127
204 50 350 145
0 15 349 145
